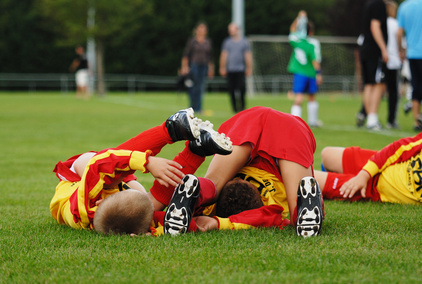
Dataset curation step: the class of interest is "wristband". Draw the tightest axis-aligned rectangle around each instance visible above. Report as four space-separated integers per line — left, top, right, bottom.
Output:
316 70 322 74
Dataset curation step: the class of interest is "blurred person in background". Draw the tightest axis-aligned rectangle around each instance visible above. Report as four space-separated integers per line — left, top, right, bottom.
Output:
315 131 422 205
384 0 401 129
69 45 89 99
219 22 253 113
288 11 323 128
356 0 388 130
397 0 422 131
181 22 214 114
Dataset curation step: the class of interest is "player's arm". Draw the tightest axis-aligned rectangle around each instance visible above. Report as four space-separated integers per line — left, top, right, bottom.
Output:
339 170 371 198
397 27 406 62
313 60 322 85
245 49 253 77
219 49 228 77
370 19 388 63
194 205 289 232
290 10 307 33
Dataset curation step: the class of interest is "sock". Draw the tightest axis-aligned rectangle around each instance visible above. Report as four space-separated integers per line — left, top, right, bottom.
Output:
307 101 319 125
366 113 379 127
291 105 302 117
197 177 217 207
149 141 206 206
117 123 172 155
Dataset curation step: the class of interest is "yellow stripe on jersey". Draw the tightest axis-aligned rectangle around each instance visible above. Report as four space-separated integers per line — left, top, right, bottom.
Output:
364 139 422 177
236 166 289 219
216 217 255 230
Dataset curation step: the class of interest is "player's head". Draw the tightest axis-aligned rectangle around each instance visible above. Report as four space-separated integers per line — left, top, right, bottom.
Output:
93 189 153 235
216 179 264 217
194 22 208 37
386 0 397 18
75 45 85 54
228 22 239 37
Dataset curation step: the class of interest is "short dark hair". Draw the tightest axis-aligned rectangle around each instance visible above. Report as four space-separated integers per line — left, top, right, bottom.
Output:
216 179 264 218
94 190 153 235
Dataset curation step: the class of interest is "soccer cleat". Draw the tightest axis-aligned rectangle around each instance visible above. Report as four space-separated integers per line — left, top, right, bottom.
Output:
367 122 382 131
403 101 412 115
356 112 366 128
417 114 422 129
189 120 233 157
164 174 200 235
386 122 400 129
308 120 323 128
296 176 324 237
165 108 201 142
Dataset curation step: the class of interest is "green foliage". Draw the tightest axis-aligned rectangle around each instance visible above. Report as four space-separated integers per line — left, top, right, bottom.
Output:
2 0 373 75
0 92 421 283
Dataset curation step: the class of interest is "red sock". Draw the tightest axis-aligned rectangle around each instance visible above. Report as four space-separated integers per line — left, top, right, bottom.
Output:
149 141 206 205
117 123 172 155
197 177 217 207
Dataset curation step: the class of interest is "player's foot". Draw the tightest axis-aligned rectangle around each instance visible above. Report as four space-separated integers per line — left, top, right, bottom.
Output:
386 122 400 129
403 101 412 115
189 120 233 157
296 176 324 238
367 122 382 131
356 112 366 128
164 174 200 235
308 120 323 128
165 108 201 142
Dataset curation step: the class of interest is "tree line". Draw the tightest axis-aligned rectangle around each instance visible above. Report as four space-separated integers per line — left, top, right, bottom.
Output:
1 0 391 76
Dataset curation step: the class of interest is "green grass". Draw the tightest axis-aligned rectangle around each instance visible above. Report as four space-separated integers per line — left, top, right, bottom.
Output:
1 91 421 283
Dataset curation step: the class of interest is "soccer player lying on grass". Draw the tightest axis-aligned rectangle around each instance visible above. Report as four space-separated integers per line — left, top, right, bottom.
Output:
151 106 325 237
313 132 422 204
50 108 233 235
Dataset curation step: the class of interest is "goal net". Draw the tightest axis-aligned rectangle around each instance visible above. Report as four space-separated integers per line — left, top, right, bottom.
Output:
248 35 360 95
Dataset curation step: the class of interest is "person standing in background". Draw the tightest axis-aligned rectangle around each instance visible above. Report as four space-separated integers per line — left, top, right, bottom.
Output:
288 11 323 128
356 0 388 130
69 45 89 99
219 23 253 113
397 0 422 131
385 0 401 129
181 22 214 114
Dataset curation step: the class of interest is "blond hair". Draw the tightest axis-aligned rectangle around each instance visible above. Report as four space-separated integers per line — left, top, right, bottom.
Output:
94 190 153 235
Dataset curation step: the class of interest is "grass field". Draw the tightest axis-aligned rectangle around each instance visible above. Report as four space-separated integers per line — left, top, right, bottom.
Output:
0 91 421 283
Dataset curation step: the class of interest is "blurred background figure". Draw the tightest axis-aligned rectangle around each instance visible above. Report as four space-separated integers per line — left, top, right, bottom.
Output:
355 0 388 130
384 0 401 129
397 0 422 131
69 45 89 99
219 22 252 113
288 11 323 128
181 22 214 114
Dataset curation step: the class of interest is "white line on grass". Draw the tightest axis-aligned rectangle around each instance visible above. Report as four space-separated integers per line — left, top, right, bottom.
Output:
100 96 416 138
321 124 414 138
99 96 230 119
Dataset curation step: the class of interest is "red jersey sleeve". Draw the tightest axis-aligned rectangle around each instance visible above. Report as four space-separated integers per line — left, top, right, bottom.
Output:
363 132 422 177
214 205 290 230
70 149 151 228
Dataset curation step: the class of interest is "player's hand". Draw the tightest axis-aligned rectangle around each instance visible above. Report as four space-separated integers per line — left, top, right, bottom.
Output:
316 74 323 85
381 49 389 63
339 170 370 198
193 216 219 232
146 156 184 188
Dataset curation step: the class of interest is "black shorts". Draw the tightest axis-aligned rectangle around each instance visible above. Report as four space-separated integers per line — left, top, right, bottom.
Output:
361 57 386 85
409 59 422 101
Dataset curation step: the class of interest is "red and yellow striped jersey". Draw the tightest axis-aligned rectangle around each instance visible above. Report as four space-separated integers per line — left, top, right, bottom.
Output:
363 132 422 204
